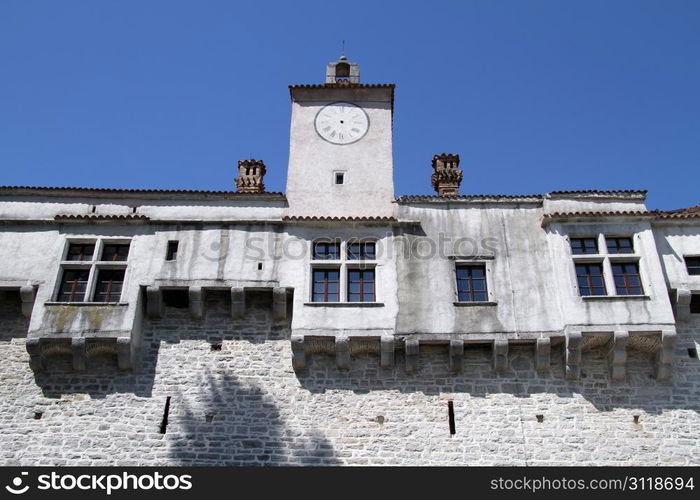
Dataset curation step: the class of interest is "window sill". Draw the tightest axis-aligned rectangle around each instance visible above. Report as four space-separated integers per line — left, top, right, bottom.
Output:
453 301 498 307
304 302 385 307
45 302 129 307
581 295 650 301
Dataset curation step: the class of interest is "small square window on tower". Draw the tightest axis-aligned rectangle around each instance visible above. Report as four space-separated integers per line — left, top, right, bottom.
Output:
335 172 345 185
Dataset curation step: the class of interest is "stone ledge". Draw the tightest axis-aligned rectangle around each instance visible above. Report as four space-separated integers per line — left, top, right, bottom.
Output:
453 301 498 307
303 302 385 307
581 295 650 301
44 302 129 307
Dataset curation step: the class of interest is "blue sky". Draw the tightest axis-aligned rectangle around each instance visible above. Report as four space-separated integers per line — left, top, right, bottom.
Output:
0 0 698 209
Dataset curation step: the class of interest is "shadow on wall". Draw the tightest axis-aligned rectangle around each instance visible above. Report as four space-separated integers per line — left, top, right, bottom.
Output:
31 290 289 399
295 342 700 415
18 289 338 465
0 291 29 340
167 370 339 466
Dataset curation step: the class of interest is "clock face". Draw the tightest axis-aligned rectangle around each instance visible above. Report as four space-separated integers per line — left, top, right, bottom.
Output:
314 102 369 145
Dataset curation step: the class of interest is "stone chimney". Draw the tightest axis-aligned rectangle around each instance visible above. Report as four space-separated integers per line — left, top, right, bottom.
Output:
235 159 266 194
431 153 463 197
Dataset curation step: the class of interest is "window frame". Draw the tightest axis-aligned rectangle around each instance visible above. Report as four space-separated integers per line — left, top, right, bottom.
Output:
346 265 376 303
56 267 92 302
609 259 644 296
605 236 634 255
454 263 490 303
574 261 607 296
684 255 700 276
569 237 599 255
310 265 341 303
312 240 342 261
53 238 131 304
567 233 647 298
451 258 494 304
309 238 379 304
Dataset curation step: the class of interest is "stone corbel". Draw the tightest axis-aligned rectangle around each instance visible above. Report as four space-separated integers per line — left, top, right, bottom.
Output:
674 289 691 322
405 338 419 374
449 340 464 373
655 330 676 381
146 286 163 319
335 335 350 370
380 336 395 368
291 335 306 371
608 331 628 381
26 338 43 372
72 337 86 371
19 285 37 318
493 340 508 373
117 337 133 370
566 331 583 380
189 286 204 319
272 287 287 321
535 338 551 373
230 287 245 320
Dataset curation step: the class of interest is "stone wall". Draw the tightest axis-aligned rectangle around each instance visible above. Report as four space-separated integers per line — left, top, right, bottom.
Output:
1 292 698 466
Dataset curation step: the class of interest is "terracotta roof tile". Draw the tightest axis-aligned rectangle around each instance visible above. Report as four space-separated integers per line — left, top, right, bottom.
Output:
54 214 150 221
548 189 647 196
396 194 543 203
282 216 397 222
0 186 286 198
543 210 700 221
289 83 395 90
543 211 652 219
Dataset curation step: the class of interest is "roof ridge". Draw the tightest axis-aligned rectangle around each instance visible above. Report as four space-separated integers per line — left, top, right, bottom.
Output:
0 185 286 196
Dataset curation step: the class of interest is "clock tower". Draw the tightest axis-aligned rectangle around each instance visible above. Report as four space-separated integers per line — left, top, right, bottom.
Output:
285 57 395 218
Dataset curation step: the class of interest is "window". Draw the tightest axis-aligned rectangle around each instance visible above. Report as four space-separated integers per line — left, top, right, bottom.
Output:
66 243 94 261
93 269 125 303
55 239 130 303
312 269 340 302
347 242 376 260
310 239 378 303
575 263 606 296
686 257 700 276
166 241 179 261
570 238 598 255
456 265 488 302
313 241 340 260
569 233 647 297
691 295 700 314
335 172 345 185
57 269 90 302
348 269 375 302
606 237 634 254
612 262 643 295
102 243 130 261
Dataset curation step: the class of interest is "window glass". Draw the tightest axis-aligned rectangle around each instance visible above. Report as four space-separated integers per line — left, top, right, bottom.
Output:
102 243 130 261
347 269 375 302
456 265 488 302
575 263 607 296
93 269 125 302
313 242 340 260
312 269 340 302
611 262 643 295
66 243 95 261
58 269 90 302
606 237 634 254
570 238 598 255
